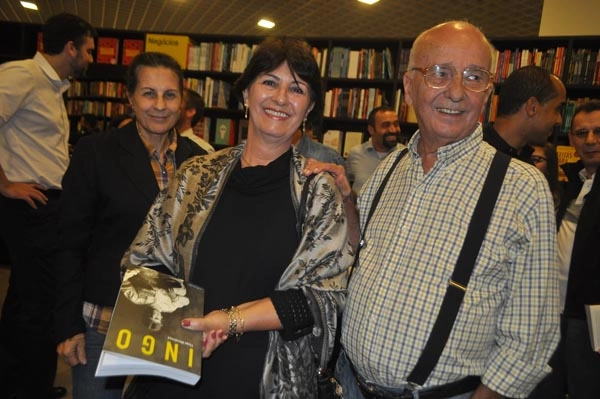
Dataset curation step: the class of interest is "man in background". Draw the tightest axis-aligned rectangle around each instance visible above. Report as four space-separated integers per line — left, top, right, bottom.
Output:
0 12 96 399
294 121 349 176
336 21 559 399
176 88 215 153
483 65 566 163
347 105 402 193
529 100 600 399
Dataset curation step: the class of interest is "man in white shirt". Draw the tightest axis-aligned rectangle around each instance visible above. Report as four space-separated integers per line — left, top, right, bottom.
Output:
0 12 95 399
347 105 402 193
177 88 215 153
529 99 600 399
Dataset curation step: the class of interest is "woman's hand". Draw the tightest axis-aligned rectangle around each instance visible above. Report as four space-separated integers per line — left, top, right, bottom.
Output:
181 310 229 358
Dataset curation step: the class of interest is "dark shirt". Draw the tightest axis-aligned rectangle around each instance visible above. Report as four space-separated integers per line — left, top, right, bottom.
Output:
482 122 534 163
559 161 600 320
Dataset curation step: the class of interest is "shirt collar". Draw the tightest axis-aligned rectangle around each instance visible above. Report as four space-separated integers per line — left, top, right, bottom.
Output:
408 123 483 165
139 128 178 158
33 52 71 94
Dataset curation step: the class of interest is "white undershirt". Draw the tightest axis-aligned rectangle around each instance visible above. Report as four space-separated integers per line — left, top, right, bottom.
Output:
556 171 595 310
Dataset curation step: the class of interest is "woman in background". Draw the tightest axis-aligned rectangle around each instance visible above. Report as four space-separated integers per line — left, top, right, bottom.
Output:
122 37 354 399
532 142 561 211
55 52 206 399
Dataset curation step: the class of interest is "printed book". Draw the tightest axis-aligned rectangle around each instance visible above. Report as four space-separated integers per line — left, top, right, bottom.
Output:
96 266 205 385
121 39 144 66
585 304 600 352
96 37 119 65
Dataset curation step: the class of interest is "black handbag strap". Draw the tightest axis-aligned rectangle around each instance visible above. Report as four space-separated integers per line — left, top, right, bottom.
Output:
407 151 511 386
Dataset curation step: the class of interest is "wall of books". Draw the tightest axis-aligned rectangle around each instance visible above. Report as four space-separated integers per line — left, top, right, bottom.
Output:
2 21 599 153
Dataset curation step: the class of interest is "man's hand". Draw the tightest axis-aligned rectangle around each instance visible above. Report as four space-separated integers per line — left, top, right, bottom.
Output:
303 158 360 251
57 333 87 366
0 181 47 209
303 159 352 199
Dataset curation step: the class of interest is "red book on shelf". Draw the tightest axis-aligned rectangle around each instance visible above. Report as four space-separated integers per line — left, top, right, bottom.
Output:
97 37 119 65
37 31 43 52
122 39 145 66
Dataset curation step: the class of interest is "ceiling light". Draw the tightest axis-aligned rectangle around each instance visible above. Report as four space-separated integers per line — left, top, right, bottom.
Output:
357 0 380 4
257 19 275 29
20 1 38 10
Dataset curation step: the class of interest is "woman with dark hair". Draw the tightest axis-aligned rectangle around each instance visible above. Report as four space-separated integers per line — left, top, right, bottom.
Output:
122 37 354 398
55 51 206 399
532 142 561 211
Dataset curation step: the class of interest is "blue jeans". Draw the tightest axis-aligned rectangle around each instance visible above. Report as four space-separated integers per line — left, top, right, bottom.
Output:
335 351 474 399
71 328 126 399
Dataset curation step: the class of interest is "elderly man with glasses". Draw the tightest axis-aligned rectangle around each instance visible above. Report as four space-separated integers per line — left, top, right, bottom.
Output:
329 21 559 399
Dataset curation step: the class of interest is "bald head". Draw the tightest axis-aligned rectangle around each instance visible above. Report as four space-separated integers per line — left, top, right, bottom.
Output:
408 21 494 71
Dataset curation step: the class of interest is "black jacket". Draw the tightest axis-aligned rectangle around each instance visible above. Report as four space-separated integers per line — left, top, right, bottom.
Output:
559 161 600 320
55 123 206 342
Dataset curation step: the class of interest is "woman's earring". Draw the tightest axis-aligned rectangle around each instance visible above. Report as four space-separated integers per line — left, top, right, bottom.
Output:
302 118 306 133
244 103 249 119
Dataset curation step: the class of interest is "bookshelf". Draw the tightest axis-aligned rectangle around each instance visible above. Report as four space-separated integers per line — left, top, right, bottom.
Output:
2 20 599 152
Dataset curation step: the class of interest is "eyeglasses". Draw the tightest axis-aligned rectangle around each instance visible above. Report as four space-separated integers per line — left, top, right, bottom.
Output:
570 127 600 139
531 155 548 164
410 64 493 92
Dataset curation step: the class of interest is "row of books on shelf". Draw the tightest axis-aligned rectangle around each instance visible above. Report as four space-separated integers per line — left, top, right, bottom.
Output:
324 87 388 119
186 42 255 73
490 47 567 83
67 100 131 118
328 46 394 80
94 35 600 89
185 77 235 109
69 81 127 99
322 130 365 158
566 48 600 85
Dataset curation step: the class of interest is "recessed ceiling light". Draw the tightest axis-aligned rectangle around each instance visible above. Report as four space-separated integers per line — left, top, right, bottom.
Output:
257 19 275 29
20 1 38 10
357 0 380 4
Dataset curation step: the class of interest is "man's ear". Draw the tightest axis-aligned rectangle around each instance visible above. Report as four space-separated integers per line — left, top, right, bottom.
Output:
403 72 414 107
367 124 375 137
64 40 77 57
524 96 539 117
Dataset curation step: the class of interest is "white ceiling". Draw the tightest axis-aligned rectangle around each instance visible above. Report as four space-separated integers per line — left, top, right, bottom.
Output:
0 0 545 39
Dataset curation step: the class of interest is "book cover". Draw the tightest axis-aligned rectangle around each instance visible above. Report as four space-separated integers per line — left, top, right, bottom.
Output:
145 33 190 68
214 118 235 146
96 266 205 385
122 39 144 66
322 130 342 154
585 304 600 351
97 37 120 65
343 131 364 158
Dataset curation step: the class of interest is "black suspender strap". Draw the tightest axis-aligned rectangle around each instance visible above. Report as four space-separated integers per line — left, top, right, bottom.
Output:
358 148 409 254
406 151 511 386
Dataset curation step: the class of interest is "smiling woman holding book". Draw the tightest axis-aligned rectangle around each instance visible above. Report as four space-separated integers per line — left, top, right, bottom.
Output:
121 37 354 399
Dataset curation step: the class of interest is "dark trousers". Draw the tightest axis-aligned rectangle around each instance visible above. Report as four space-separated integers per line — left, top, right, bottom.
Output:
529 316 600 399
0 194 61 399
